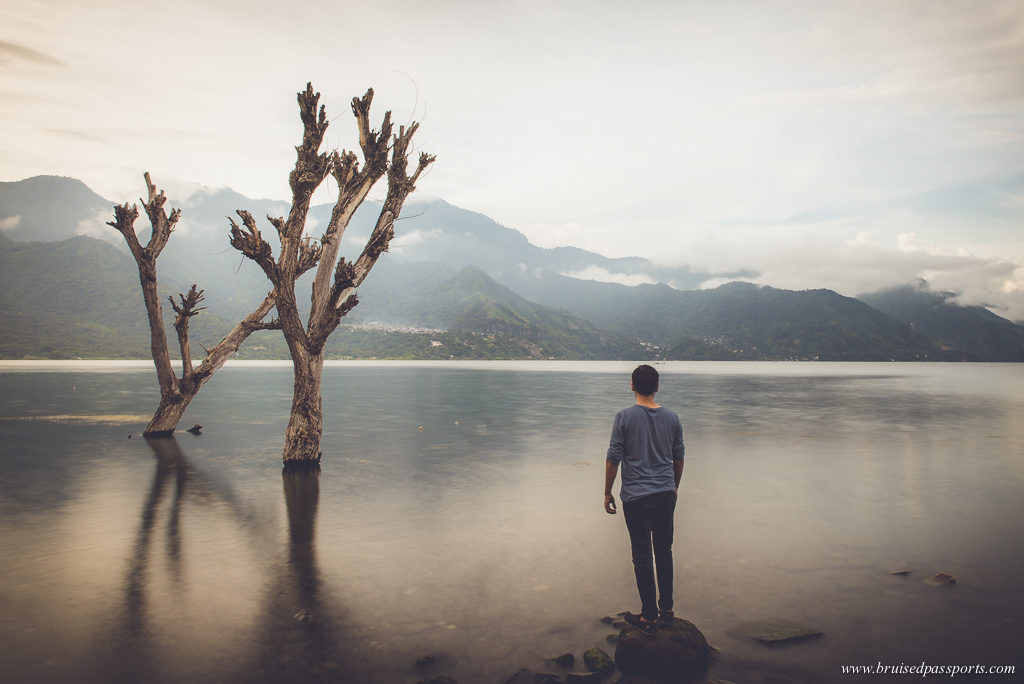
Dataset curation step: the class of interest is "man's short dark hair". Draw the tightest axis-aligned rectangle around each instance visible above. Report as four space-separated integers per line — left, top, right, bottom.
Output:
632 364 659 396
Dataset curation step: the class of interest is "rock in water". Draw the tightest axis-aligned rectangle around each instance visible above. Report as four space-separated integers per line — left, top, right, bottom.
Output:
186 423 202 435
583 646 614 675
545 652 575 669
729 619 823 647
615 617 712 683
503 669 532 684
924 572 956 586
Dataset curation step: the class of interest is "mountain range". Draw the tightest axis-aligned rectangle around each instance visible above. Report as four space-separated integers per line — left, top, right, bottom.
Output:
1 175 1022 361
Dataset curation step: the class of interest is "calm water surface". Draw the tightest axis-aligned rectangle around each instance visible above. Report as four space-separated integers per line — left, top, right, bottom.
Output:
0 361 1022 683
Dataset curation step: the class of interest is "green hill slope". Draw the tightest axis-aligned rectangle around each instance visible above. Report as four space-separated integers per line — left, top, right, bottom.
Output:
860 284 1024 361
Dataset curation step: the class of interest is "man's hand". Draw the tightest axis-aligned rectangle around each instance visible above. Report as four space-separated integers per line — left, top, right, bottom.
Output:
604 493 617 514
604 461 619 514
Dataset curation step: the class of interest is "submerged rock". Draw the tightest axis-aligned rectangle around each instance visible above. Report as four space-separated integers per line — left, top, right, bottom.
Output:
417 677 457 684
186 423 202 435
545 652 575 669
415 655 441 668
583 646 614 675
616 617 712 683
729 619 823 647
601 613 629 629
888 569 911 576
504 668 533 684
924 572 956 586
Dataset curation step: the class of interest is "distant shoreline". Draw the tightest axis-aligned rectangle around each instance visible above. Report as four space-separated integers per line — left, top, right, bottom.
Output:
3 359 1022 376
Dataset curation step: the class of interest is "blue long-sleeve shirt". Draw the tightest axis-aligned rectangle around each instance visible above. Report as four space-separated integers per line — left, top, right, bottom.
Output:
606 404 685 502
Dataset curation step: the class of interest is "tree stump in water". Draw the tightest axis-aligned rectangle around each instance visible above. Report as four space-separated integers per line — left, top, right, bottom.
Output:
615 617 712 684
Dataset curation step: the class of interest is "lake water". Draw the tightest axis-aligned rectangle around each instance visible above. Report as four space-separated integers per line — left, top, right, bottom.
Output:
0 361 1021 683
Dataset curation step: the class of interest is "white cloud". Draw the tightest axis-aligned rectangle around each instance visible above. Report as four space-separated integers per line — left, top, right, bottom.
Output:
680 231 1024 320
846 232 878 248
561 266 657 287
390 228 442 254
74 209 120 245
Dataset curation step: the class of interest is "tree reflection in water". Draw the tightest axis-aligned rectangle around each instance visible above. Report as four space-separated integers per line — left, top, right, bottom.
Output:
102 437 352 684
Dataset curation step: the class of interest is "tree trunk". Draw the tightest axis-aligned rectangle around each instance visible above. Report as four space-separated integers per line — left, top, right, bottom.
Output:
282 348 325 469
144 387 195 437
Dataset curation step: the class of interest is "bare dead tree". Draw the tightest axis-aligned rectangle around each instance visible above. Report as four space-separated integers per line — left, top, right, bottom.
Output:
229 83 434 469
109 174 278 436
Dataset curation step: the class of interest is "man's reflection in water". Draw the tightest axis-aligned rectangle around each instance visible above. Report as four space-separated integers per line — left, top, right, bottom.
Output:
103 439 351 684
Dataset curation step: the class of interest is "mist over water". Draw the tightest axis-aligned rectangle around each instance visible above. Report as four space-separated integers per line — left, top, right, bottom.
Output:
1 361 1022 683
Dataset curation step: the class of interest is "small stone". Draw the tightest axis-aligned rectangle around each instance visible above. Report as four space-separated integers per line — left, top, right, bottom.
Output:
889 569 911 576
583 647 613 675
730 619 823 647
924 572 956 586
545 653 574 669
186 423 202 435
605 633 618 644
415 655 440 668
504 668 532 684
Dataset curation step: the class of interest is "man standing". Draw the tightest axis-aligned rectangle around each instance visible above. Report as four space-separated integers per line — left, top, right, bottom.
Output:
604 364 685 636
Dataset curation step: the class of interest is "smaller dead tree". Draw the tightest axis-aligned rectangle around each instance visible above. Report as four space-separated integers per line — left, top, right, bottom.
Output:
110 174 278 436
230 83 434 468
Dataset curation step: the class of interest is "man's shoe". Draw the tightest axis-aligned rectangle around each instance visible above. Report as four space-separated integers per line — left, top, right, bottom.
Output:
623 612 658 637
659 609 675 624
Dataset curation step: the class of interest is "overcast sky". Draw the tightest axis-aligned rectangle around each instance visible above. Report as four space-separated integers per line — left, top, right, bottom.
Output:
3 0 1023 318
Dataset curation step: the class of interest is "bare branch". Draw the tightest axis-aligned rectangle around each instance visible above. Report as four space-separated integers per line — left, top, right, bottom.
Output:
282 83 332 250
228 210 277 282
362 210 395 264
327 257 358 308
329 149 360 195
411 150 438 186
249 318 283 331
169 284 206 379
267 214 287 238
324 291 360 335
107 203 143 257
351 89 392 178
192 291 277 384
140 171 180 258
296 236 323 276
168 284 207 319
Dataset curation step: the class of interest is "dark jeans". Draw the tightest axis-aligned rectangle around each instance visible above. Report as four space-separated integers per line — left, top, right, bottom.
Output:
622 490 677 621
